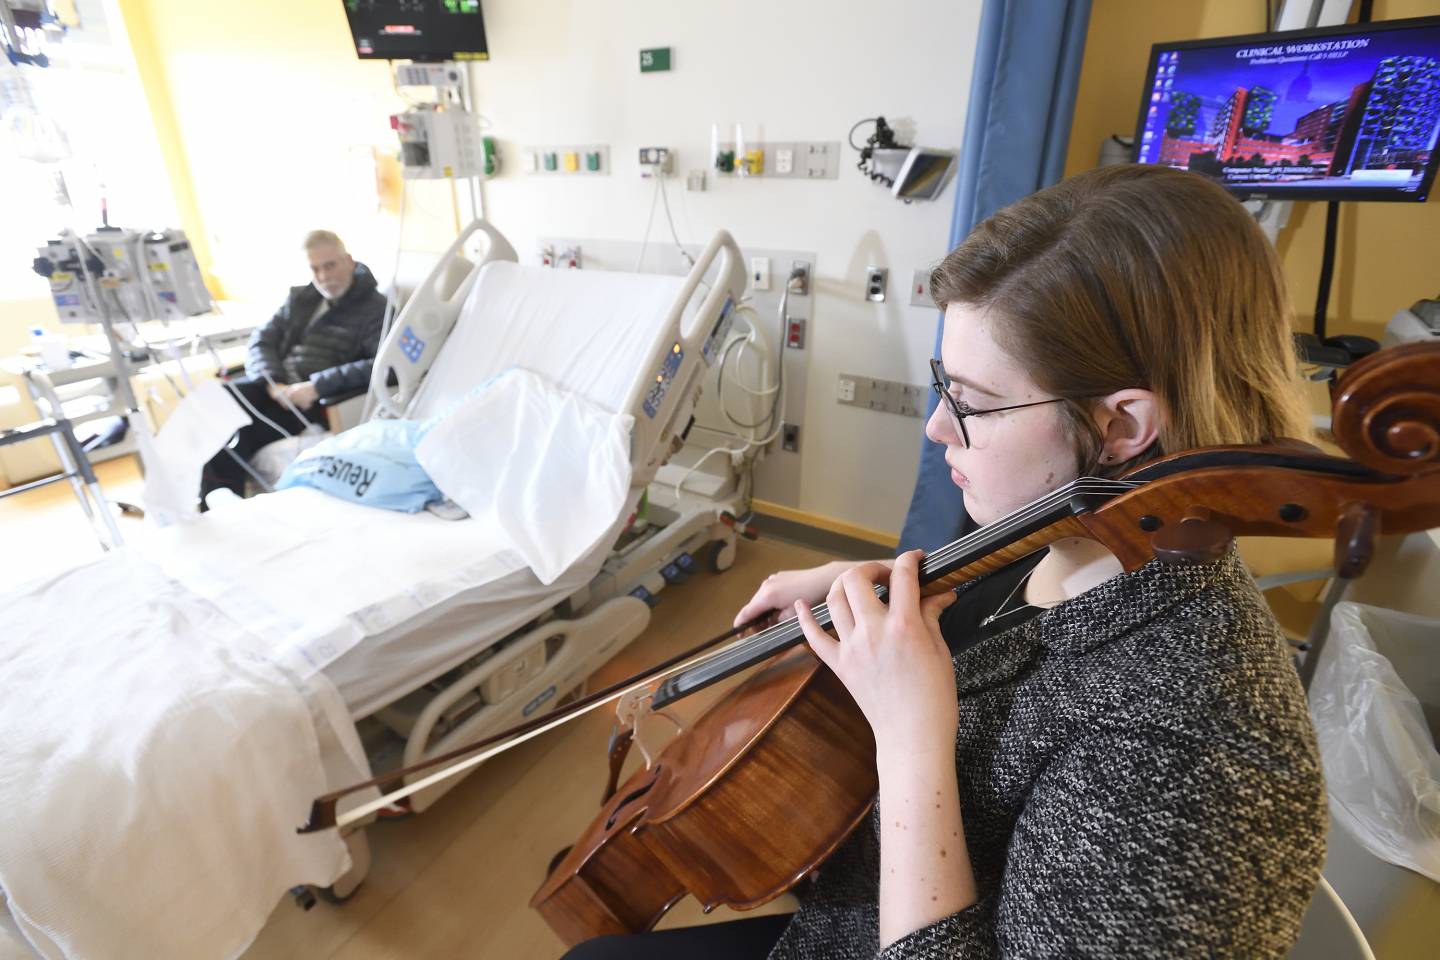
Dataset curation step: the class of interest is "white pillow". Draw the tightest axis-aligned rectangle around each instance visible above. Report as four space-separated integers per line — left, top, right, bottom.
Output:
414 367 633 584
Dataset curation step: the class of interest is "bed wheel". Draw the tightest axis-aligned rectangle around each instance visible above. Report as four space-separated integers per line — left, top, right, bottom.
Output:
318 883 361 906
320 827 370 905
708 538 736 573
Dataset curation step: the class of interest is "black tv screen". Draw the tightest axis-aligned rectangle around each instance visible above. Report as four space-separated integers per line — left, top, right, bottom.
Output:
343 0 489 63
1133 16 1440 201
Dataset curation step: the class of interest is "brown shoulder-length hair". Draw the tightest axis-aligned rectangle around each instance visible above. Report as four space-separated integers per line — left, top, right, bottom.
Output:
929 164 1312 477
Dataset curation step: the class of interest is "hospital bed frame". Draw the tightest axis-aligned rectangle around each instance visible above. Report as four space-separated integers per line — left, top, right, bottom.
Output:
322 221 753 898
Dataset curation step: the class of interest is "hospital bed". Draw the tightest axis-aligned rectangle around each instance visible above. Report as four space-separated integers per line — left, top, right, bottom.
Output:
0 220 755 959
318 219 757 840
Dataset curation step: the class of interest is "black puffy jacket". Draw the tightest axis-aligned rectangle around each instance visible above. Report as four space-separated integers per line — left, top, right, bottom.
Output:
245 263 388 399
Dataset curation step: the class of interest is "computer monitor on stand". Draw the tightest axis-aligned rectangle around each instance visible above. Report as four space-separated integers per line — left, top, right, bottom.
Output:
1132 14 1440 356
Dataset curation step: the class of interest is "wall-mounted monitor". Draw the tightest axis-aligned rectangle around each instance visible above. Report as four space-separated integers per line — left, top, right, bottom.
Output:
892 148 958 202
343 0 489 63
1133 16 1440 202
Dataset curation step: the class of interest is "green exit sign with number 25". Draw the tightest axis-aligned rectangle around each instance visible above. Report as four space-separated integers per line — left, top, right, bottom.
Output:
640 47 672 73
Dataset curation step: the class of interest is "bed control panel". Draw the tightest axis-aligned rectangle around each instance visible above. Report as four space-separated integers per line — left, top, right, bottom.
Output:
643 341 685 419
700 297 736 366
398 325 427 363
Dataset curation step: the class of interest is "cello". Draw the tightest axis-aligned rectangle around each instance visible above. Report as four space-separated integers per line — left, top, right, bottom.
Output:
301 342 1440 948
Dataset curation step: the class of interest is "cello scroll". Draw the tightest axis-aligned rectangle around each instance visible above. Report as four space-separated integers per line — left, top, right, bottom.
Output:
1330 341 1440 474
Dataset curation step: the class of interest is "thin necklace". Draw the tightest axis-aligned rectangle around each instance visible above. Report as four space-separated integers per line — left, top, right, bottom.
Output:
980 566 1059 627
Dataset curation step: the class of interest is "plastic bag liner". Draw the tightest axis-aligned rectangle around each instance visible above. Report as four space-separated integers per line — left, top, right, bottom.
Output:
1309 601 1440 881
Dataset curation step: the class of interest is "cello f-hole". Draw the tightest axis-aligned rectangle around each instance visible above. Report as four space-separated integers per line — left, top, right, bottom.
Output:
605 766 662 831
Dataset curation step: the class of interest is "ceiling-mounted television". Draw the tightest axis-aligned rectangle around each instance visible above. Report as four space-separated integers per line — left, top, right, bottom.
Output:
343 0 489 63
1133 16 1440 201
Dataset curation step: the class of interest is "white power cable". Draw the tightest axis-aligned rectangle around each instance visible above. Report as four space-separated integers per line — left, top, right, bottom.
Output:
672 294 789 501
366 180 409 422
259 370 320 429
656 174 696 269
228 374 296 438
634 175 663 271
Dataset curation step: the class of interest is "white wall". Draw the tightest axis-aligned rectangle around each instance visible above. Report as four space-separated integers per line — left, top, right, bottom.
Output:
132 0 980 535
470 0 979 534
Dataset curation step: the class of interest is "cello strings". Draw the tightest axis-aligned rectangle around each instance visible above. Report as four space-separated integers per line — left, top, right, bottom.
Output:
674 479 1129 679
675 478 1137 685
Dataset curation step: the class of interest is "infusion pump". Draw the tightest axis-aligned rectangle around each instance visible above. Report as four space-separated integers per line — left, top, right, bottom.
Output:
33 228 213 325
391 107 487 179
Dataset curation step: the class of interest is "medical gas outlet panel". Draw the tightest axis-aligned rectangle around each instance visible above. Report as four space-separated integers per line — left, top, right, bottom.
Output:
711 141 841 179
523 145 611 176
391 108 488 179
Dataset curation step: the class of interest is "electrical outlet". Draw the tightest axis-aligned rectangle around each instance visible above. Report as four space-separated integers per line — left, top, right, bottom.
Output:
837 376 856 402
686 169 707 191
781 423 800 452
909 269 935 308
786 317 806 349
774 147 795 175
865 267 888 303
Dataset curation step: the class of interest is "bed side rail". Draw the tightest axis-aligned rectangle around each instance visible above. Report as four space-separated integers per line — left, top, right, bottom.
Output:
369 220 519 418
622 230 748 487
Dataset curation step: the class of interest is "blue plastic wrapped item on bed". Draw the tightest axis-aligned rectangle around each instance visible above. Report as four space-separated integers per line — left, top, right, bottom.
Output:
276 419 442 512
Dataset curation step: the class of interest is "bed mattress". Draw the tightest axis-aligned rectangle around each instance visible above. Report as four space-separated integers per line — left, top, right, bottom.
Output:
135 485 612 714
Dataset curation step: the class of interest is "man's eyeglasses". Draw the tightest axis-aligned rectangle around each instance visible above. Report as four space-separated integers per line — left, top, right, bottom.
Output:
929 358 1066 448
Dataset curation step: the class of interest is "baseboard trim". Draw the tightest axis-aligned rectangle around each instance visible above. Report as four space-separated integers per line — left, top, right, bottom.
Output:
749 499 899 559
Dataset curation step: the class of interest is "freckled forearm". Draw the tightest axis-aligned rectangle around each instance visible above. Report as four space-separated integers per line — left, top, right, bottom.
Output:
875 749 977 950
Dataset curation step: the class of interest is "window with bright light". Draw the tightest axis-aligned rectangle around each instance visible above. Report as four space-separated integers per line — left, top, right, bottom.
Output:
0 0 177 307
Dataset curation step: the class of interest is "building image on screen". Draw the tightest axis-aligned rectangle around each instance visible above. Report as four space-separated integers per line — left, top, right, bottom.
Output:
1134 18 1440 200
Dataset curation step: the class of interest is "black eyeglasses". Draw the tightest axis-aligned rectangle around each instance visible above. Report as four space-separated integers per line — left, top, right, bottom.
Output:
929 358 1066 449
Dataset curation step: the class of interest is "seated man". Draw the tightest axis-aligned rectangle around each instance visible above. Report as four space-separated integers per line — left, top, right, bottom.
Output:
200 229 388 502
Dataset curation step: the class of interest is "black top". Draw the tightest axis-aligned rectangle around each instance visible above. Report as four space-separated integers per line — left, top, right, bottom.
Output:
937 551 1047 657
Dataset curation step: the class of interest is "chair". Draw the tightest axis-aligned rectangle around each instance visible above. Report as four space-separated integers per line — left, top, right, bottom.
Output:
1288 877 1375 960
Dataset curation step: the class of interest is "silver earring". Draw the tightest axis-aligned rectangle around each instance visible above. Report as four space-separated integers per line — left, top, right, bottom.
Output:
1104 454 1114 462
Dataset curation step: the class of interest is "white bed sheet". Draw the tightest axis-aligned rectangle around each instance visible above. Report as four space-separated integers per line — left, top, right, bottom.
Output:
0 553 372 960
137 481 625 717
407 261 689 421
321 528 608 718
134 485 605 684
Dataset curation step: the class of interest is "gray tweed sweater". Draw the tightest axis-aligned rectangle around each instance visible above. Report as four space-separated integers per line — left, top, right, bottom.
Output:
767 548 1326 959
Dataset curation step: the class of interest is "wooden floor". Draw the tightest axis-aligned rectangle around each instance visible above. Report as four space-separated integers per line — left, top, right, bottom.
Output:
0 456 146 588
240 536 830 960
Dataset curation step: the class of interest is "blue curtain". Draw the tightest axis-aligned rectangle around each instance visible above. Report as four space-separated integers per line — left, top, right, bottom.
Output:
897 0 1092 554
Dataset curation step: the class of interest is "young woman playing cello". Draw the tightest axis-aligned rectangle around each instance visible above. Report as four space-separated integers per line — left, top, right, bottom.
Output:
564 164 1326 959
